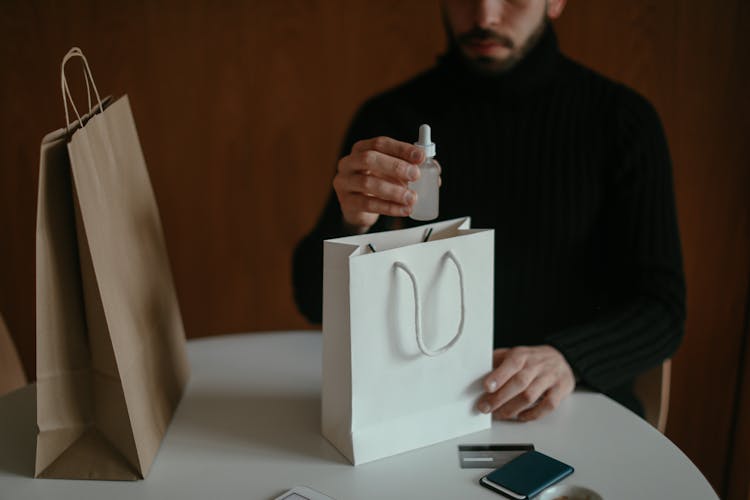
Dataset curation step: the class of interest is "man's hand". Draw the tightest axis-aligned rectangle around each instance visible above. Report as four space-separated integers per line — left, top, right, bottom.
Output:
476 346 576 422
334 136 425 233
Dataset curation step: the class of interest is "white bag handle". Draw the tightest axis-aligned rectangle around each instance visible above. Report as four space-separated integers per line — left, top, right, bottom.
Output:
60 47 104 132
393 250 466 357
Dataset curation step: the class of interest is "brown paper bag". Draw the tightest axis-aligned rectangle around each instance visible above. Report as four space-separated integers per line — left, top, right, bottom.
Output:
0 312 27 396
35 47 189 480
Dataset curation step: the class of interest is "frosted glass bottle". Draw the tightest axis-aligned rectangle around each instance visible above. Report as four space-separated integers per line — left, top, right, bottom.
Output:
409 124 441 221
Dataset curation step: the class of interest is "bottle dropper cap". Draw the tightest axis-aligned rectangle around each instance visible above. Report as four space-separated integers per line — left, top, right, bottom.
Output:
414 124 436 158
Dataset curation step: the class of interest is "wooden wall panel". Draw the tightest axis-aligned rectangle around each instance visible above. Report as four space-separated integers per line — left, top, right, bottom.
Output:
0 0 445 377
555 2 750 496
0 0 747 496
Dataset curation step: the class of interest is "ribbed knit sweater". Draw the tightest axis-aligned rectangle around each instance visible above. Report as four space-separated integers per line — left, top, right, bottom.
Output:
292 26 685 413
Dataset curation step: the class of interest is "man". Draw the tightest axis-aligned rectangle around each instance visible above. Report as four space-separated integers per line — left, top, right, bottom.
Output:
293 0 685 421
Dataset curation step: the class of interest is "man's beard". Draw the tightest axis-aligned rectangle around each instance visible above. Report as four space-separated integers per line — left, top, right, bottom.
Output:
446 13 548 76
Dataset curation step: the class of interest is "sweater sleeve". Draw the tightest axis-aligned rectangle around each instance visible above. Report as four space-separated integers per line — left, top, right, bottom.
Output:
545 90 686 393
292 100 396 324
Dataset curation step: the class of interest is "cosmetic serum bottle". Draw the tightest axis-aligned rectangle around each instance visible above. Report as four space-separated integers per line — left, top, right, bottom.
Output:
409 124 441 221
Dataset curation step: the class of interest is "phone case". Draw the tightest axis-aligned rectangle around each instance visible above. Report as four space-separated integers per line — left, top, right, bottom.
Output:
479 450 574 499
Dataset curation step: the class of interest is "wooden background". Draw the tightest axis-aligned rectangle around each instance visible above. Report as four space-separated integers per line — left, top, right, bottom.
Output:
0 1 748 497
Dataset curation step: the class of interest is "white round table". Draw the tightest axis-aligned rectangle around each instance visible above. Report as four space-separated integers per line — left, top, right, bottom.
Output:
0 332 717 499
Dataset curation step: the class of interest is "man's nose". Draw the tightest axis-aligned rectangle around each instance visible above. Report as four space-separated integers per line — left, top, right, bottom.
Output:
476 0 503 29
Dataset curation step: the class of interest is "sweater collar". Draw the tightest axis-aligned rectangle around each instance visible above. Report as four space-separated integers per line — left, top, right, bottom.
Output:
437 23 561 96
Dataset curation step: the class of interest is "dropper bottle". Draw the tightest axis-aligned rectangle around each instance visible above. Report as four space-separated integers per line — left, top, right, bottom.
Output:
409 124 441 221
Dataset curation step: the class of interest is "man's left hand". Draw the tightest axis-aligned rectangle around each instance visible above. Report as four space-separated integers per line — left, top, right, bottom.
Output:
476 345 576 422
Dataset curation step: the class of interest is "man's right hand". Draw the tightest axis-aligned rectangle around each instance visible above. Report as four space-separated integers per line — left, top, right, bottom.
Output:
334 136 425 233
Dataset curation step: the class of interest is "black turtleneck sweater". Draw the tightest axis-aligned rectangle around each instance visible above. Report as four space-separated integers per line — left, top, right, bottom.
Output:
292 27 685 413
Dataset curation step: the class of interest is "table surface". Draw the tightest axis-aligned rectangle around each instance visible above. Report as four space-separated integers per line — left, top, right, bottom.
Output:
0 331 717 499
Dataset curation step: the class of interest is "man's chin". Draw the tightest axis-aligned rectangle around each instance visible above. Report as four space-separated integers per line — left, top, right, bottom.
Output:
462 52 522 76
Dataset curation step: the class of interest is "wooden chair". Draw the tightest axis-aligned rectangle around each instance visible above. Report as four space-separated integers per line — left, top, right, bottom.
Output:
0 311 27 396
634 359 672 433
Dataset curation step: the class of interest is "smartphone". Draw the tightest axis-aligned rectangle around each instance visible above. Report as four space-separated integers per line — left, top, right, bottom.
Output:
479 450 574 499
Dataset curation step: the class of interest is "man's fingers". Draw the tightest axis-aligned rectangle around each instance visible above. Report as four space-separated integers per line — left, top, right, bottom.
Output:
512 396 555 422
484 349 526 393
348 173 416 206
334 136 428 227
342 192 413 218
517 384 569 422
480 367 537 413
478 345 576 419
493 375 555 420
333 136 426 231
344 149 420 182
492 348 509 368
352 136 425 165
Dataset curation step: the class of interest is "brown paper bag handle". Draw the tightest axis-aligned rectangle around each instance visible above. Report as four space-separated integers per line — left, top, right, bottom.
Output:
61 47 105 133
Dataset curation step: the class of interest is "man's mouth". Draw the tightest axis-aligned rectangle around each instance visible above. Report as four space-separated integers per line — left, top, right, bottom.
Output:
464 38 509 55
459 30 514 57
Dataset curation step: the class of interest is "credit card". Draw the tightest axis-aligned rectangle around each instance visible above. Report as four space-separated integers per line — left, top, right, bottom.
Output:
458 444 535 469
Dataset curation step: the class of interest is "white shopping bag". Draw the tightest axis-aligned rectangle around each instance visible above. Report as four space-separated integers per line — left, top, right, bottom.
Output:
322 217 494 465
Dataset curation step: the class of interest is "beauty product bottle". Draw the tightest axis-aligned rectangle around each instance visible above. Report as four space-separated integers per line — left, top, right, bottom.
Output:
409 124 441 221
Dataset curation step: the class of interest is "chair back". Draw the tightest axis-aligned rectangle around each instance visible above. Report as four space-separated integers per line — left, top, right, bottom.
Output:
634 359 671 433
